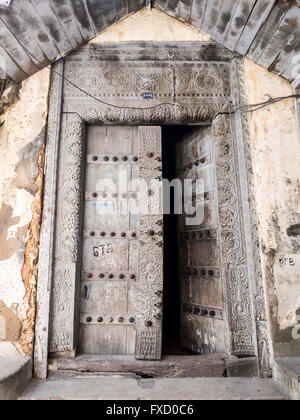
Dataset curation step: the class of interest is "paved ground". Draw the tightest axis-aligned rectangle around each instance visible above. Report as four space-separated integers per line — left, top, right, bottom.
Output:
19 373 288 400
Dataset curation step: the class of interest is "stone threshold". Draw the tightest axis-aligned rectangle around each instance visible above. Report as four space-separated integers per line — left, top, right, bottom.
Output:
49 354 228 378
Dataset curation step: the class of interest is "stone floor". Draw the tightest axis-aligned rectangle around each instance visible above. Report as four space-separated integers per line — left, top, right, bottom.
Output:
19 372 288 400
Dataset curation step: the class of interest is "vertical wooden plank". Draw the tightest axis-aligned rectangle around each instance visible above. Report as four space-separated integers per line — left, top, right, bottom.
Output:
247 0 291 63
257 5 300 69
28 0 74 54
190 0 208 29
272 30 300 80
66 0 96 39
201 0 222 38
235 0 277 56
221 0 257 52
212 0 240 45
135 126 164 361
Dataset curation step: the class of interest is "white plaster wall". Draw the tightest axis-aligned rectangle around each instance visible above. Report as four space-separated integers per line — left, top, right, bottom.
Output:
245 59 300 355
0 68 50 356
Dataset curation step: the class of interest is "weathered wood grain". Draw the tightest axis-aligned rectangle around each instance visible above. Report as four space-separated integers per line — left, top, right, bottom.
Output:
54 353 227 377
235 0 276 56
257 5 300 69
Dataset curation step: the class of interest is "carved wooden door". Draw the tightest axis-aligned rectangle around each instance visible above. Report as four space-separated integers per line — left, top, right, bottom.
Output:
79 126 163 359
176 126 225 354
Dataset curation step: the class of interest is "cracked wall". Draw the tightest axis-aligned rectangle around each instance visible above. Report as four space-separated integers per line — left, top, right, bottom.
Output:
0 68 50 357
245 59 300 358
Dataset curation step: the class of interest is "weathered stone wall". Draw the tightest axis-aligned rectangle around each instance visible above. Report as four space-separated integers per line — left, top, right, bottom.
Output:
245 60 300 358
0 68 50 357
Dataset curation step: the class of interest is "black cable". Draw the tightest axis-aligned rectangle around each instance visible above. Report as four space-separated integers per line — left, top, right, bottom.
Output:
0 15 299 117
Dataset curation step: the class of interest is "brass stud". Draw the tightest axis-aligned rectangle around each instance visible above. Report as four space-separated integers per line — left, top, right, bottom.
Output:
133 157 138 162
122 156 128 162
109 317 114 323
92 155 98 161
88 273 93 279
97 317 103 323
90 231 95 237
92 192 98 198
100 232 106 237
111 232 116 237
121 232 126 238
131 232 137 238
129 317 135 324
86 317 92 323
104 156 109 162
119 274 125 279
108 274 114 279
118 317 124 323
130 274 136 280
113 156 118 162
99 273 105 279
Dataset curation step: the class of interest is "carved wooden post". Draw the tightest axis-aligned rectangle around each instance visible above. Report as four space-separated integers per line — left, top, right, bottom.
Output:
212 114 256 357
49 113 86 356
135 126 164 360
34 60 64 379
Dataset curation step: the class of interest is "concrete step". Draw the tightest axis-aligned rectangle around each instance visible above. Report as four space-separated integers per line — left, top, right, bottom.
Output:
19 375 289 400
274 357 300 400
0 357 32 400
50 354 227 378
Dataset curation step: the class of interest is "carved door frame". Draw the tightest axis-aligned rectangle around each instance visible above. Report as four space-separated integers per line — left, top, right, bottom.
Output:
34 42 270 379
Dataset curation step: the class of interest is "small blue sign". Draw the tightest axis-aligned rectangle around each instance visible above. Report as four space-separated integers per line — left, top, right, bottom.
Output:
143 92 154 99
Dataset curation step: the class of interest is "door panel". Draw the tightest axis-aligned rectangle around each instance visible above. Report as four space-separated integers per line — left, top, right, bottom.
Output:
79 126 139 355
79 125 163 358
176 126 225 354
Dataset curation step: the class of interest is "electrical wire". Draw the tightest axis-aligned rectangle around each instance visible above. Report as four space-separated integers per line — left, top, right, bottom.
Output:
0 15 299 117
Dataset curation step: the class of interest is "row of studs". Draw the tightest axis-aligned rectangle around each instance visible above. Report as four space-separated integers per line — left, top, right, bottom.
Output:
88 154 139 163
83 273 137 280
84 230 138 239
183 304 223 320
180 229 217 240
82 315 136 325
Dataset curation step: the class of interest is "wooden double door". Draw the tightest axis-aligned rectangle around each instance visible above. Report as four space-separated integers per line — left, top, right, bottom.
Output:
79 125 225 359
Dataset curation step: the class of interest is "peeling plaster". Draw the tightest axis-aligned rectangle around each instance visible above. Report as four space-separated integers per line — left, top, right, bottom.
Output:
245 59 300 356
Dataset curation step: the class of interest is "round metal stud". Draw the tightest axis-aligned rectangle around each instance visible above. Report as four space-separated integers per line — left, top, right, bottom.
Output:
121 232 126 238
99 273 105 279
146 321 153 328
118 317 124 323
104 156 109 162
109 317 114 323
88 273 93 279
92 156 98 161
210 311 216 317
100 232 106 237
122 156 128 162
129 317 135 324
90 231 95 237
97 317 103 323
86 317 92 323
92 192 98 198
113 156 118 162
147 152 154 158
133 157 138 162
119 274 125 279
108 274 114 279
131 232 137 238
130 274 136 280
111 232 116 237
